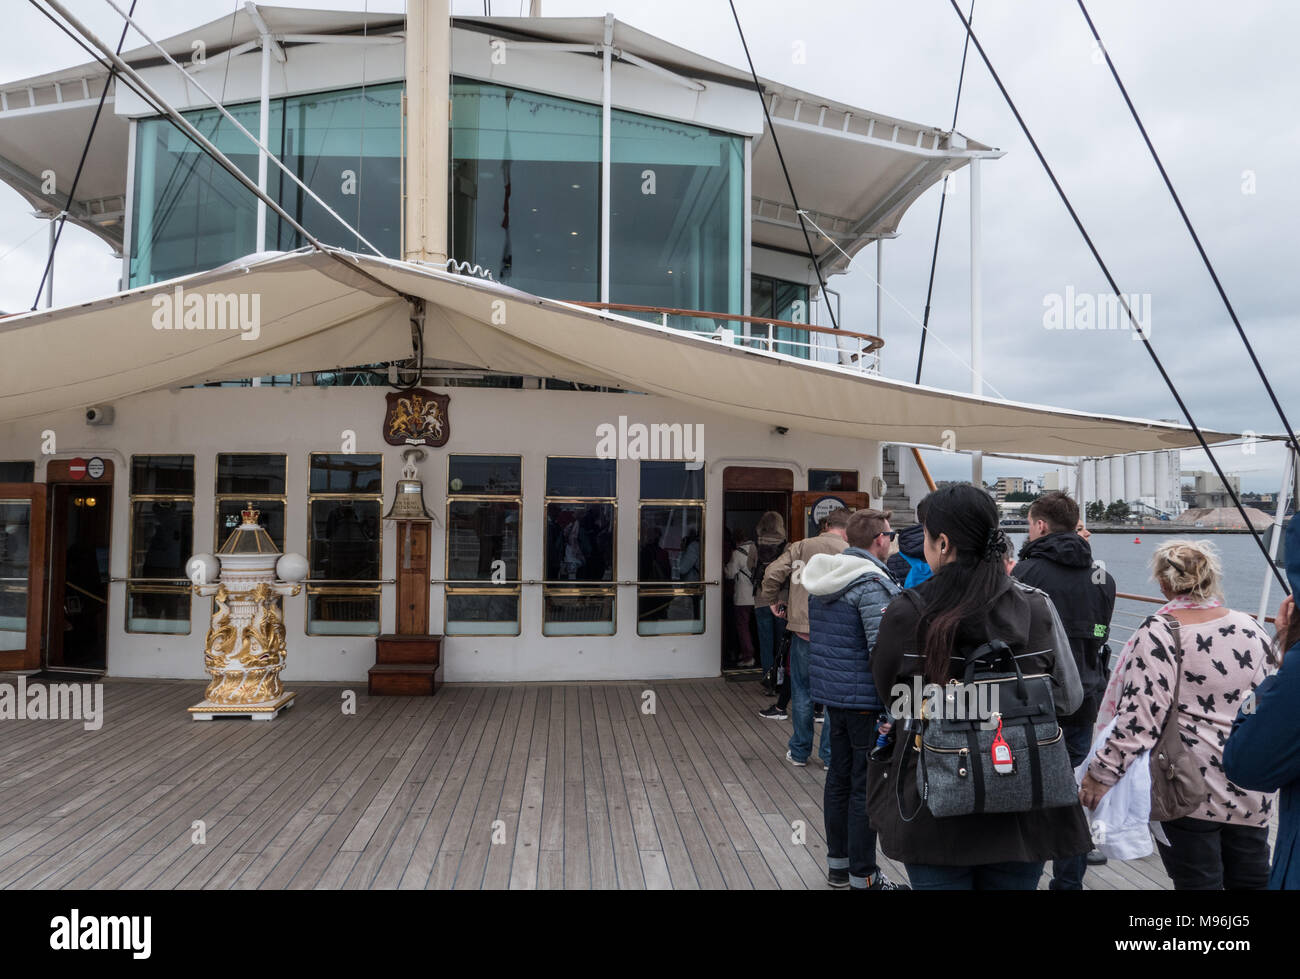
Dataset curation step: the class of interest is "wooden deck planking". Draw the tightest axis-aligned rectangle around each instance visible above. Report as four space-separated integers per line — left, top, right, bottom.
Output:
0 674 1251 890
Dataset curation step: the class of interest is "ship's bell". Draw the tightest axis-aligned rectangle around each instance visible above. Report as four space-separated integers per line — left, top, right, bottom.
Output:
383 478 435 522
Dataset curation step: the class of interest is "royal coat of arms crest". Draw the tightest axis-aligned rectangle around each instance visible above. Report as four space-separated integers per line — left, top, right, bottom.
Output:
383 388 450 446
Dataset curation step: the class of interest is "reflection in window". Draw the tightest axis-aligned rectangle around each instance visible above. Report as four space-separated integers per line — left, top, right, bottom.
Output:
808 469 859 492
450 80 600 300
751 274 810 358
447 454 521 496
446 456 521 635
611 109 744 333
544 459 615 636
127 455 194 634
215 453 286 549
638 462 704 636
0 462 35 482
307 453 382 635
130 83 402 286
640 461 705 501
0 500 33 650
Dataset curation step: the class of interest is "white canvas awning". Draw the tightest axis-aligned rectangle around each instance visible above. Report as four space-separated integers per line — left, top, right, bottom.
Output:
0 249 1245 457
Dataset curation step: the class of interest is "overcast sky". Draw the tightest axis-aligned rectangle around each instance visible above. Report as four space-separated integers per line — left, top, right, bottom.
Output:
1 0 1296 490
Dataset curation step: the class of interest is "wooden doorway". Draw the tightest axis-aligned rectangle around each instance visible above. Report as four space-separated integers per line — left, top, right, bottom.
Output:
721 467 792 676
0 483 47 670
45 459 114 673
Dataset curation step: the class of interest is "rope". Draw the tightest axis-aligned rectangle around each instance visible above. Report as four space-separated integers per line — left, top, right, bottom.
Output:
947 0 1289 596
727 0 839 330
29 0 139 311
916 0 975 384
1075 0 1299 458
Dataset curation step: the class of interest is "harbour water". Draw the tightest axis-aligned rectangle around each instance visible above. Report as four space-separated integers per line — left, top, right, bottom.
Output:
1006 531 1287 649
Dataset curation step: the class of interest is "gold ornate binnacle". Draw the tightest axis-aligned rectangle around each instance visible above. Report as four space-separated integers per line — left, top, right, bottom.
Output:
198 581 300 706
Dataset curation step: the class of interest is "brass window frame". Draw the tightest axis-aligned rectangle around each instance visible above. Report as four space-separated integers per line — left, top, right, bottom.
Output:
635 482 706 637
445 453 522 637
305 451 383 636
213 451 288 550
126 453 195 636
543 455 616 637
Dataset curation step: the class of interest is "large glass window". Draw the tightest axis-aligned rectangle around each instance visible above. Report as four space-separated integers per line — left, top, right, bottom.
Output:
544 458 615 636
130 83 402 286
307 453 382 635
611 111 744 332
446 454 521 635
450 80 601 299
215 453 286 549
751 274 810 358
128 455 194 634
0 498 33 650
637 462 705 636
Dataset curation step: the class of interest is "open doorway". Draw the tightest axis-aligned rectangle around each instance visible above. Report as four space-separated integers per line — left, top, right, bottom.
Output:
721 467 792 677
45 460 113 673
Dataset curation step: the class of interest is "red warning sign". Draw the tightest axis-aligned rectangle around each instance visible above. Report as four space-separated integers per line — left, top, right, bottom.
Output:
68 457 87 480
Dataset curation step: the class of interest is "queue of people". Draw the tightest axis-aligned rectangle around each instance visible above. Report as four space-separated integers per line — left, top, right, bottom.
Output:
743 485 1297 891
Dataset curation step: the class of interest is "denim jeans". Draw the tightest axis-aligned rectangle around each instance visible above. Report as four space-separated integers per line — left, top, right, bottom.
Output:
824 707 879 886
1156 816 1271 890
905 861 1045 890
1049 722 1095 890
788 634 830 765
754 605 785 673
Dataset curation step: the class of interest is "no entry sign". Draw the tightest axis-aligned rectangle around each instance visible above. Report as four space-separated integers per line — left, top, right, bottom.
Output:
68 457 87 480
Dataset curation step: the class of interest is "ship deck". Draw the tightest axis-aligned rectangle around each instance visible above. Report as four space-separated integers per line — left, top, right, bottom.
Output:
0 675 1255 890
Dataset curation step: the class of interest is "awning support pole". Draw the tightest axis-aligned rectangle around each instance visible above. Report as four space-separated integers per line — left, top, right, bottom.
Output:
44 216 55 308
1257 444 1296 622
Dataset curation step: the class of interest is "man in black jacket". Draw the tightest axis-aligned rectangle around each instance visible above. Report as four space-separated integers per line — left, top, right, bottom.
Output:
1011 491 1116 890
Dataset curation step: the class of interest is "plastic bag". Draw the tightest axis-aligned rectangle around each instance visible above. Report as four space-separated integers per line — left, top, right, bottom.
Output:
1075 716 1155 861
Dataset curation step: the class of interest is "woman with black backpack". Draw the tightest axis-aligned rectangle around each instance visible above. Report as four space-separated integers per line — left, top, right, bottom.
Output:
867 484 1091 889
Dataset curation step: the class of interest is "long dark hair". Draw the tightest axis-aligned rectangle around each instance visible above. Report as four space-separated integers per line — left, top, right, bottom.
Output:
915 484 1008 683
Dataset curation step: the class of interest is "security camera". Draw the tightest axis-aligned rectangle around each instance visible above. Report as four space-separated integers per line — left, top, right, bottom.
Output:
85 405 115 426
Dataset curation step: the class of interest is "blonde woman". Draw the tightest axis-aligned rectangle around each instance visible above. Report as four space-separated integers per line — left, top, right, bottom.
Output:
1079 540 1278 889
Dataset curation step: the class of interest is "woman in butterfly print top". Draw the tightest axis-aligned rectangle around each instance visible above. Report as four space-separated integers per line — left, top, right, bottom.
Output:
1080 540 1277 889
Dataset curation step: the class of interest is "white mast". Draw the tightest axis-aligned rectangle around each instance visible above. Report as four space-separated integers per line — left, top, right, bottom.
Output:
404 0 451 265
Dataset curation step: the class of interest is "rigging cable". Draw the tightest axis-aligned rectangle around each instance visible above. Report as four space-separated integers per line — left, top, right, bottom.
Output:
727 0 839 330
29 0 139 311
946 0 1289 594
1075 0 1299 457
915 0 975 384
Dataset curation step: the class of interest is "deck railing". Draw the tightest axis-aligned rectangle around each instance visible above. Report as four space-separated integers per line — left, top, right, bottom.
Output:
567 302 884 374
1106 590 1277 670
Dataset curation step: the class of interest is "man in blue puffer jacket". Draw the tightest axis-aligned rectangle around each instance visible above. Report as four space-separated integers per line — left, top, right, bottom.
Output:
805 508 906 891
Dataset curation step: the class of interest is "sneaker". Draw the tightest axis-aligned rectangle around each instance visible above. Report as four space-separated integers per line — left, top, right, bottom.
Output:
1086 849 1109 866
785 750 807 767
737 658 756 668
827 868 850 889
758 705 788 720
814 711 825 723
863 871 909 891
